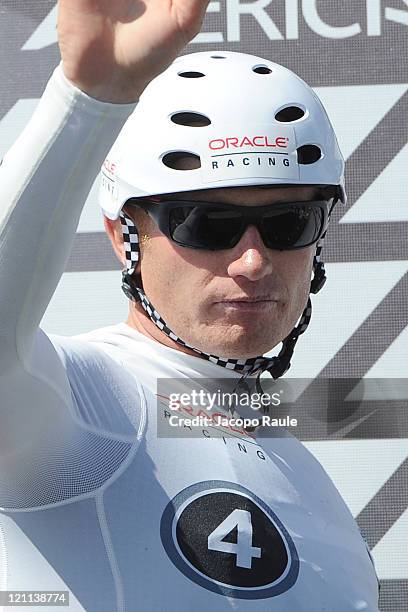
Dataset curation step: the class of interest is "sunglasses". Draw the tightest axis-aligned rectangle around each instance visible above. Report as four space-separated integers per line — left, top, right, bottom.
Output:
127 198 330 251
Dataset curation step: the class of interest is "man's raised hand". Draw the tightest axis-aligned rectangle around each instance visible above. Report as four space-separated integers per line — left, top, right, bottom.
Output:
58 0 210 102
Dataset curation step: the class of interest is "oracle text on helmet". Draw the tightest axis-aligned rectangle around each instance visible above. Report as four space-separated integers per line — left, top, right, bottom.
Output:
193 0 408 43
209 136 289 150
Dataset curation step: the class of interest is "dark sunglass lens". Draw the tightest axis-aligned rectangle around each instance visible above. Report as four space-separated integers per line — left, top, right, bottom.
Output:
170 206 243 249
262 205 324 248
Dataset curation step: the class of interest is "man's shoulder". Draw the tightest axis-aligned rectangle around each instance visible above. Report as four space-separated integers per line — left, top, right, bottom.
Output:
48 323 129 363
49 324 117 360
48 323 141 385
47 326 147 435
70 322 126 344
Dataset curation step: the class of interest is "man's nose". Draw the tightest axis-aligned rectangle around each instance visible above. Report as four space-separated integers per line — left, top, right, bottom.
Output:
227 225 274 281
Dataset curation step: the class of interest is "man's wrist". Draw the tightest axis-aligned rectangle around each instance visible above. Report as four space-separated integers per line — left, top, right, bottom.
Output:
61 62 145 104
54 63 138 118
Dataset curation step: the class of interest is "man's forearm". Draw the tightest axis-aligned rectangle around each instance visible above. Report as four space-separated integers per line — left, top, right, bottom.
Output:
0 63 136 368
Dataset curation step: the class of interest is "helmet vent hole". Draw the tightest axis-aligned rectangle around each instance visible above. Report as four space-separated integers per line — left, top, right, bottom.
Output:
253 65 272 74
162 152 201 170
171 112 211 127
178 71 205 78
211 55 226 59
297 145 322 165
275 106 305 123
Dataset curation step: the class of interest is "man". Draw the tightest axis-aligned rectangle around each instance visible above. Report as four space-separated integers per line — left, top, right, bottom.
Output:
0 0 379 610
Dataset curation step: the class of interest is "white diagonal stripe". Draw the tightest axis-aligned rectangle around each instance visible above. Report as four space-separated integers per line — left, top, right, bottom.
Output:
314 84 408 160
341 143 408 223
282 261 408 378
372 509 408 579
303 439 408 517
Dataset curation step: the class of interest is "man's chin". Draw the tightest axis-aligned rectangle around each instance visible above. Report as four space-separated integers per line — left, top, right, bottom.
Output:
195 332 283 360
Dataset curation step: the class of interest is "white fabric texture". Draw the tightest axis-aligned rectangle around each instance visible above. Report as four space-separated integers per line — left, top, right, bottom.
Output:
0 66 379 611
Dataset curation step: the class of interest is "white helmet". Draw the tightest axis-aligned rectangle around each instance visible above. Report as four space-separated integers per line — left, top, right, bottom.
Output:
100 51 346 219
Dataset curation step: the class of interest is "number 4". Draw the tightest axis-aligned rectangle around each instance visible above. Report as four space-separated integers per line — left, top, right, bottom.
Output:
208 509 262 569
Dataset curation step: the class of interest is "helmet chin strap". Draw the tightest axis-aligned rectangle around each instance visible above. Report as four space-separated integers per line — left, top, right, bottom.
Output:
119 210 328 380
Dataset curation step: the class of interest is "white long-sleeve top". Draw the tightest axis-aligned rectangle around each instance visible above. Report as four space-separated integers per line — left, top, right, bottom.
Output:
0 65 379 611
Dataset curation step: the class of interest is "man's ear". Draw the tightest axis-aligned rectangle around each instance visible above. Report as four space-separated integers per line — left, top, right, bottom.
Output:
103 215 126 267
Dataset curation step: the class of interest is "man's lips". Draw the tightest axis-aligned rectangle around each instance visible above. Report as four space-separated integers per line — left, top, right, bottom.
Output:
215 296 280 303
214 297 281 310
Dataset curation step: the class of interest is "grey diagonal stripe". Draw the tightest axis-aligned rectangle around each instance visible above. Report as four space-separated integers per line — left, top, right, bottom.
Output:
379 579 408 612
356 457 408 551
317 271 408 378
324 222 408 263
67 233 120 272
